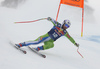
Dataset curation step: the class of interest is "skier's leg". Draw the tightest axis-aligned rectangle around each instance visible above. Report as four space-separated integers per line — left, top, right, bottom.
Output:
25 35 51 46
34 39 54 51
43 39 54 50
16 33 50 47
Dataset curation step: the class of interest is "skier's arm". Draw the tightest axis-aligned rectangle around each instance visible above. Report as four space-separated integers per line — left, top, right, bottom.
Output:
64 32 79 47
47 17 59 26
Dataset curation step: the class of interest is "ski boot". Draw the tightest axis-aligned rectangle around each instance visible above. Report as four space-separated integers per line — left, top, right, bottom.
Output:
15 42 26 48
34 46 44 51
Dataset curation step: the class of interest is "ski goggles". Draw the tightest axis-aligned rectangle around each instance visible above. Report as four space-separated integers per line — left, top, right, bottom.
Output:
64 23 69 28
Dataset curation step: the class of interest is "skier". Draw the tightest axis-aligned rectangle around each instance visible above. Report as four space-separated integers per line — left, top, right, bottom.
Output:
15 17 79 51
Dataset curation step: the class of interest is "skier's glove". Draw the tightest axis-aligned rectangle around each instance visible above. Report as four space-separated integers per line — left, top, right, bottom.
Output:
75 43 79 47
47 17 52 21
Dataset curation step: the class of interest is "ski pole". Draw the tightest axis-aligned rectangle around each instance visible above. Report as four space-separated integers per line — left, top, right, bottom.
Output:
77 47 84 58
15 18 47 23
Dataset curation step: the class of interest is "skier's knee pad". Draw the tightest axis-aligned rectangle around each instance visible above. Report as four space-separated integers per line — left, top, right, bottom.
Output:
49 42 54 48
43 42 54 50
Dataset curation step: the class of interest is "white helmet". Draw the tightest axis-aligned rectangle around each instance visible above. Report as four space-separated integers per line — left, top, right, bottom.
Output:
62 19 71 28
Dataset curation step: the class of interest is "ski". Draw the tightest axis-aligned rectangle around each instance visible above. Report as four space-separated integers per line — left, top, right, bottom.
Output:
28 46 46 58
9 42 27 54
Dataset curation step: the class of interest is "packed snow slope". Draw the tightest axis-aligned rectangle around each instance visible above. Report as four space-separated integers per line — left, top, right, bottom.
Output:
0 0 100 69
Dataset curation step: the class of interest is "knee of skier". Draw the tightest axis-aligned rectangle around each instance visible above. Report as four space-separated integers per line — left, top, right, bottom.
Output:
43 42 54 50
49 43 54 48
34 36 43 44
34 36 43 41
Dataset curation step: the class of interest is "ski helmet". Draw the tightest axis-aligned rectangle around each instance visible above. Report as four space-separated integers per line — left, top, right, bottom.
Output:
62 19 71 28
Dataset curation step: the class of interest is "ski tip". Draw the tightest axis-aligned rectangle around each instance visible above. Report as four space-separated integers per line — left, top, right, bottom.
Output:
42 55 46 58
44 56 46 58
23 51 27 54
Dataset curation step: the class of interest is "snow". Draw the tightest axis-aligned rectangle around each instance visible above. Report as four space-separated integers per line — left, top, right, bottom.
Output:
0 0 100 69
